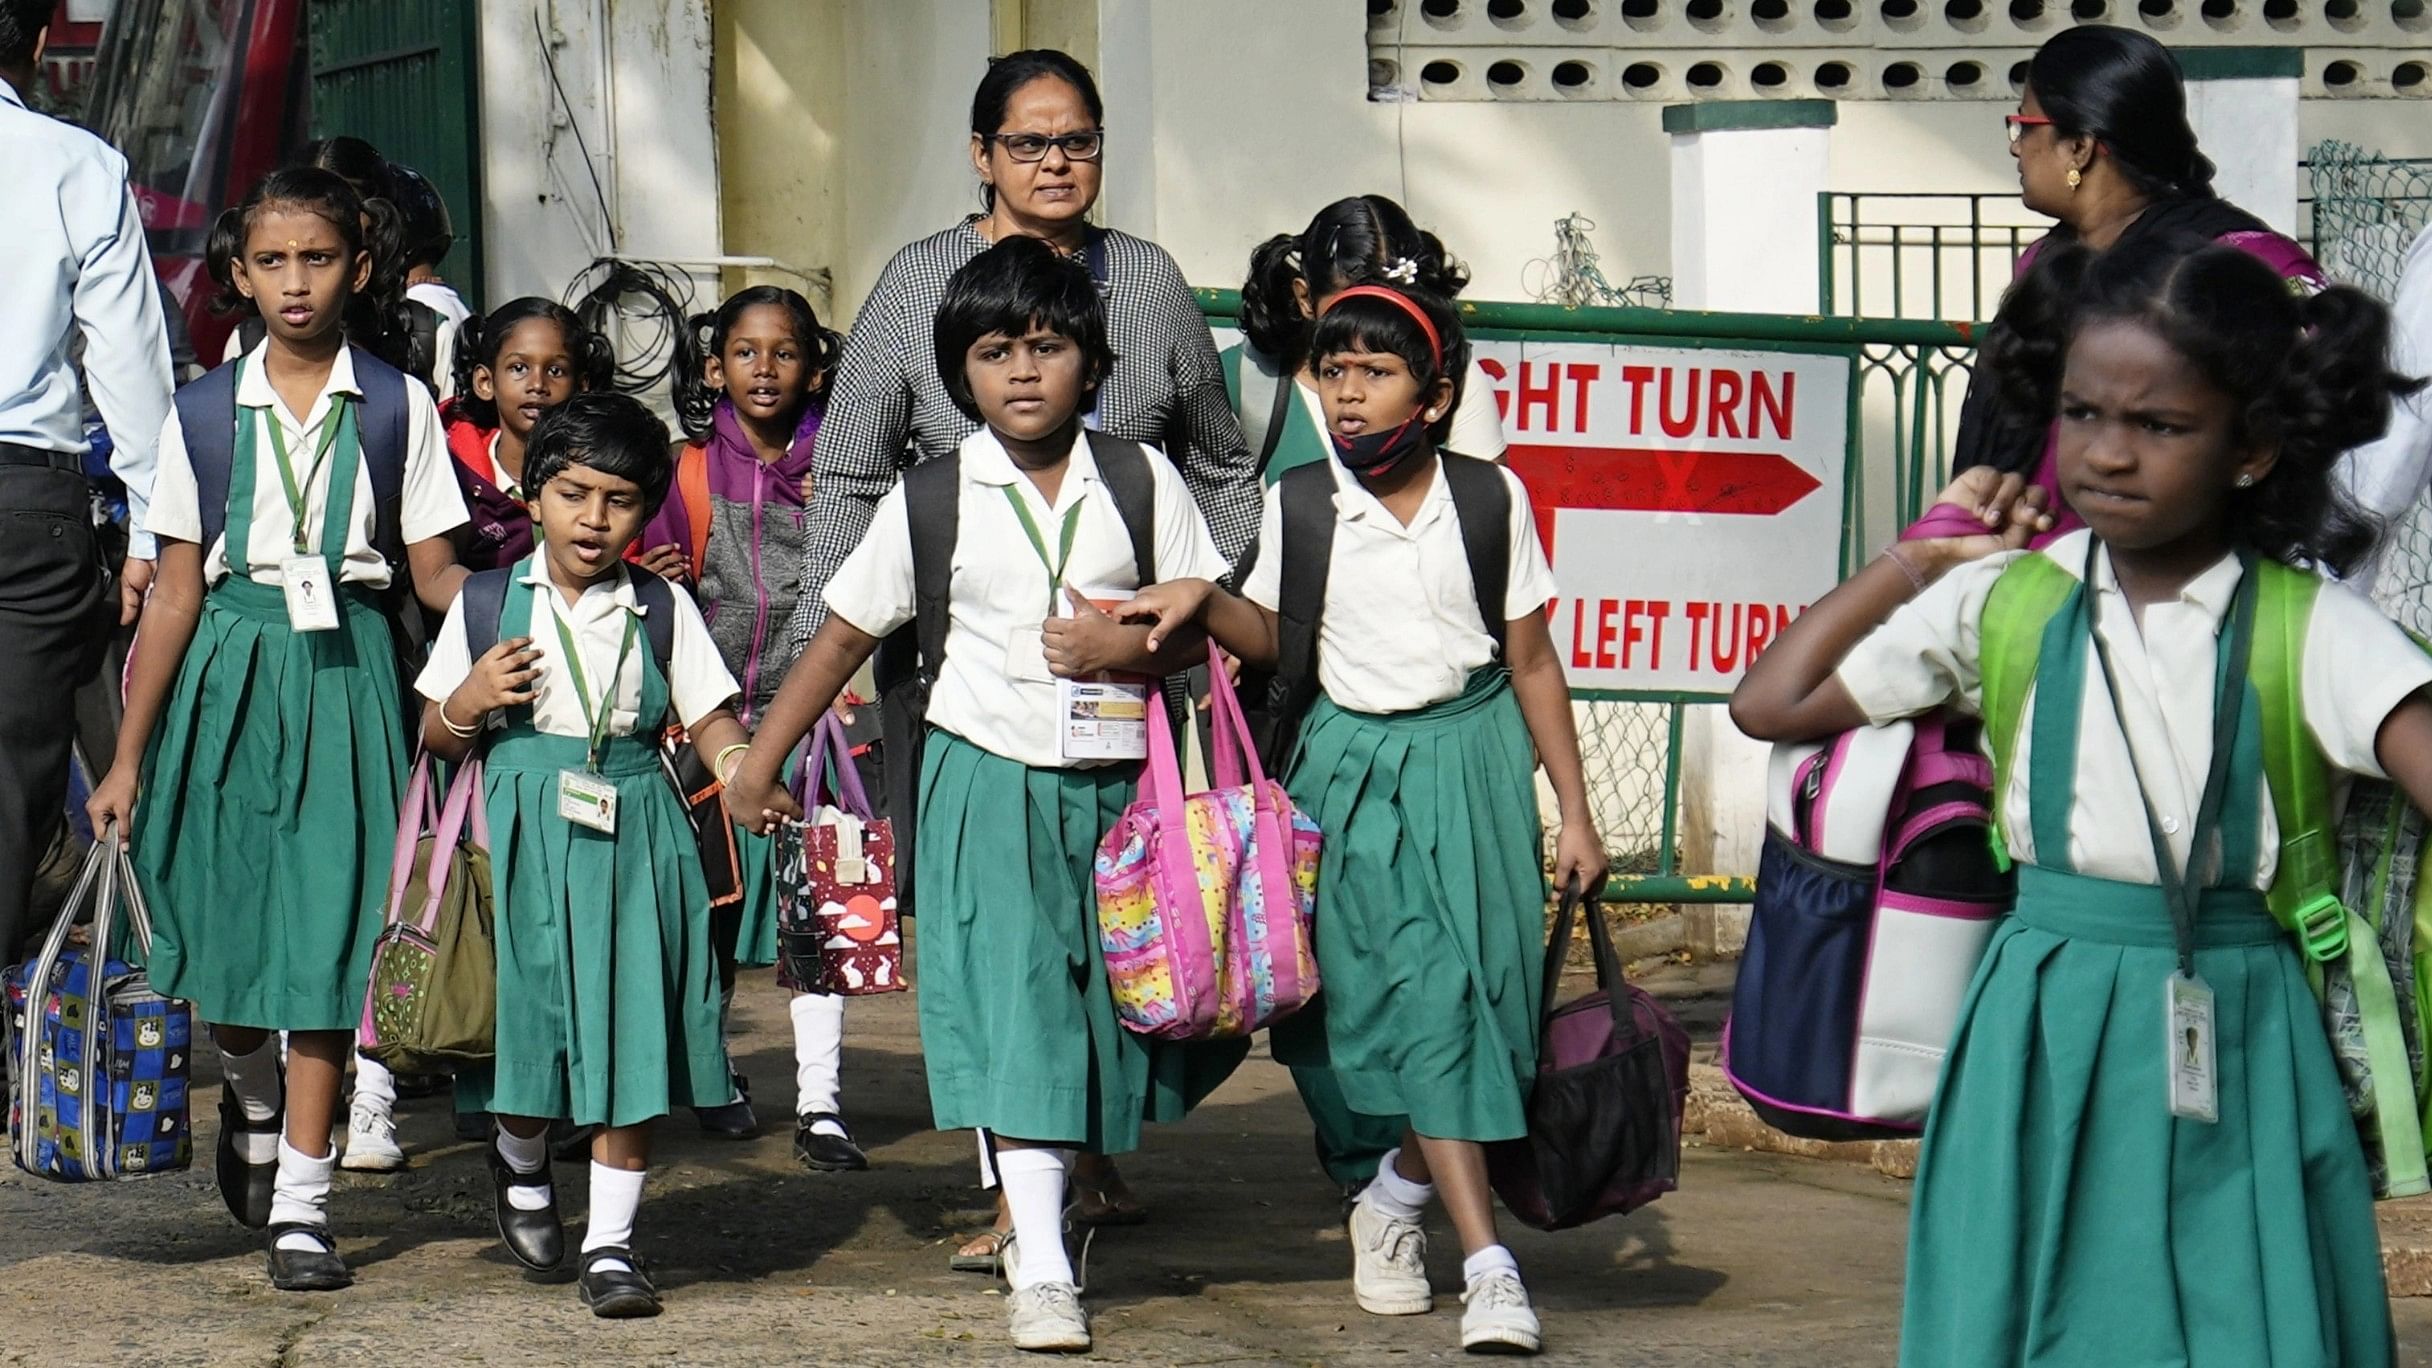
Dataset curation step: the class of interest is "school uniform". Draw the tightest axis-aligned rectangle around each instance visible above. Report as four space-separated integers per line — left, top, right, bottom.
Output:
136 341 466 1030
416 556 739 1127
1839 528 2424 1367
1243 454 1559 1143
822 426 1241 1152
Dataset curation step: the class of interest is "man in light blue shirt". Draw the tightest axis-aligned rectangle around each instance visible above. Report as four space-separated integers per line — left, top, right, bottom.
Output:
0 0 172 963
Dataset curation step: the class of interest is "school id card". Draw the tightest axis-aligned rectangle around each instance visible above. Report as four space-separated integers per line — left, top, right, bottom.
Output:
279 556 341 633
2165 972 2218 1124
558 769 618 834
1057 589 1150 762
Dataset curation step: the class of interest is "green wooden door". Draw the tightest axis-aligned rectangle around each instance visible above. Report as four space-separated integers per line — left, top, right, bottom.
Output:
309 0 484 305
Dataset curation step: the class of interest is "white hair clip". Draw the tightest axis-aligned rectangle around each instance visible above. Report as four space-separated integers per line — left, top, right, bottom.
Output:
1384 256 1420 284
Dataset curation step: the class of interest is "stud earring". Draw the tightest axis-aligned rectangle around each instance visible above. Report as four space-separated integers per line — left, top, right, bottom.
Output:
2066 168 2082 190
2235 473 2256 488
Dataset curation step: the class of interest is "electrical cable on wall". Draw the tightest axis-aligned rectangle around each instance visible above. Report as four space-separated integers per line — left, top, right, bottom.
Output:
563 256 693 395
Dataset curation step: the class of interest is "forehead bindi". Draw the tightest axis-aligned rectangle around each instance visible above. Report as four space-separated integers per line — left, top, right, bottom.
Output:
247 207 348 257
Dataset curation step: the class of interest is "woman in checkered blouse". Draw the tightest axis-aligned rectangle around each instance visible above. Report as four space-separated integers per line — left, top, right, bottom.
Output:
776 47 1260 1275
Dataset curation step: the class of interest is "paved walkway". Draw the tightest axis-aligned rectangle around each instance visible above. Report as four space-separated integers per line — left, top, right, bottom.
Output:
8 973 2432 1365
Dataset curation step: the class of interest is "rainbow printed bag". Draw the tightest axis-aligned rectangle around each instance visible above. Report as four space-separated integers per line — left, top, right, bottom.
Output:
1094 645 1321 1040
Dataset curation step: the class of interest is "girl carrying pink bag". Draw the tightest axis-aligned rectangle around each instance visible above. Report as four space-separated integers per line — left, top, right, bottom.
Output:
1094 644 1321 1040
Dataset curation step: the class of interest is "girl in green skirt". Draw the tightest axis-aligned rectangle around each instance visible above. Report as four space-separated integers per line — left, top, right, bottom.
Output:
1119 284 1607 1357
89 167 472 1292
1733 237 2432 1365
417 393 750 1318
725 236 1241 1354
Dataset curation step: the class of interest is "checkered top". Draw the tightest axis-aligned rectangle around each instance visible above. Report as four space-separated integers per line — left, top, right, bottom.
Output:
780 219 1260 656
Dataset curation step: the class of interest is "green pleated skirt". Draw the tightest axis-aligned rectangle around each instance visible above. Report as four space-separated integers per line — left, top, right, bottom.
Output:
731 819 782 971
1271 671 1546 1143
914 730 1245 1152
456 730 730 1128
1901 865 2394 1367
134 578 405 1030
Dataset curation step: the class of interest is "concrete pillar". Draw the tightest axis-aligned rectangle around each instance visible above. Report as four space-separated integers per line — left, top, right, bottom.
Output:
1665 99 1837 314
1666 99 1836 955
2178 47 2302 238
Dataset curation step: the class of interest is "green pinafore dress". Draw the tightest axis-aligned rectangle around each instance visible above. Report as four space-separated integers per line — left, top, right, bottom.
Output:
1900 558 2394 1366
1270 669 1548 1143
136 396 407 1031
454 564 729 1128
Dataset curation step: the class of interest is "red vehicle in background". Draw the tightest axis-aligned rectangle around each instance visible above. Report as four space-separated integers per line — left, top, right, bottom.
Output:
44 0 307 361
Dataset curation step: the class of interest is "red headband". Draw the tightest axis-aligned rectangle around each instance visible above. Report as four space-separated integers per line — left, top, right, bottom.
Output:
1324 285 1443 373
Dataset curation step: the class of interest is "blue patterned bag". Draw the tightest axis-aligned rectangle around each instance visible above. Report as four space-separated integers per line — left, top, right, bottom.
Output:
5 833 192 1181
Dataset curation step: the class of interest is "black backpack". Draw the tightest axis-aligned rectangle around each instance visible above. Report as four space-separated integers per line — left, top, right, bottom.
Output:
1256 453 1514 770
873 431 1161 915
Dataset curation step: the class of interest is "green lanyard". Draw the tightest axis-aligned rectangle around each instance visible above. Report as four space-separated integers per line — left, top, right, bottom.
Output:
264 401 350 554
1001 486 1085 616
550 603 639 770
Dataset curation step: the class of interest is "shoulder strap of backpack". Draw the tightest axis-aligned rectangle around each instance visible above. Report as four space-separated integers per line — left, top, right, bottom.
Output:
2250 561 2431 1196
676 442 713 580
903 454 961 677
459 566 512 664
350 346 412 570
1438 454 1512 658
179 361 241 559
1085 430 1157 586
1270 461 1338 724
1976 550 2077 862
630 567 679 673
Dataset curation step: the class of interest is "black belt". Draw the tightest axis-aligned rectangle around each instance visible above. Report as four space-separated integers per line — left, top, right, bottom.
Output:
0 444 83 473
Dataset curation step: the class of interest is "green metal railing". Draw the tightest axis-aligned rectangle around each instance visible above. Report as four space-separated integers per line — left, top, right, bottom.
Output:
1197 289 1979 906
1820 191 2045 322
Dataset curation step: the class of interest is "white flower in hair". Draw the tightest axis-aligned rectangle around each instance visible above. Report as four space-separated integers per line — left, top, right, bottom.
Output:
1384 256 1419 284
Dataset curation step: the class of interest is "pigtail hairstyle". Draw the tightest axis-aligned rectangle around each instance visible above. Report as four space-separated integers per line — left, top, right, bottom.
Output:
670 286 843 440
351 193 424 377
1306 284 1470 447
1238 195 1472 375
2064 240 2411 575
205 167 373 319
1977 238 2103 430
451 297 615 429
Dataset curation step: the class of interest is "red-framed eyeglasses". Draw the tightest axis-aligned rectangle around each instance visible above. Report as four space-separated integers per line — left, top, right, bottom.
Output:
2005 114 2055 145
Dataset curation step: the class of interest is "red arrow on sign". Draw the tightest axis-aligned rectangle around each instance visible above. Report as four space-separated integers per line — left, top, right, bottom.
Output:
1503 444 1823 555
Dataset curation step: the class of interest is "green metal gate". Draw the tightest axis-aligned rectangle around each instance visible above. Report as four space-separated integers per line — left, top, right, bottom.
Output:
308 0 484 304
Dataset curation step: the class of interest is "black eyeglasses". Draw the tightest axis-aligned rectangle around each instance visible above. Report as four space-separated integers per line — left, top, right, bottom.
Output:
983 131 1105 163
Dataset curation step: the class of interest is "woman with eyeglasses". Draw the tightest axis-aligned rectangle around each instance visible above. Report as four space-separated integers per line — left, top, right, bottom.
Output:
1914 24 2324 546
774 47 1258 1276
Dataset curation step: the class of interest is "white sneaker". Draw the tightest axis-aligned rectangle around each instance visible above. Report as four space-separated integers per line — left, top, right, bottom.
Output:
1460 1271 1542 1354
1006 1280 1091 1353
1348 1193 1434 1316
339 1099 405 1173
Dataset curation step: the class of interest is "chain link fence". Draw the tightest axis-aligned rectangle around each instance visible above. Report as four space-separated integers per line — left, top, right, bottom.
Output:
2309 140 2432 637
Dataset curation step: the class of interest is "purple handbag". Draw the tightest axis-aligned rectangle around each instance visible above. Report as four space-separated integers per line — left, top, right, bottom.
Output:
1488 882 1690 1231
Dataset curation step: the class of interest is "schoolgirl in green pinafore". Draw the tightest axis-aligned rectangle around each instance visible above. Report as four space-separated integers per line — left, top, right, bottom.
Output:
449 560 730 1127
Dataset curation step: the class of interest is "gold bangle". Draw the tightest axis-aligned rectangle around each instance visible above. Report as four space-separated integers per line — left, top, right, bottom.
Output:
714 743 751 787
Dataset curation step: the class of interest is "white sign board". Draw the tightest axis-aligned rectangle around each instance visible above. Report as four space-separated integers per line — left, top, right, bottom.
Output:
1471 339 1850 696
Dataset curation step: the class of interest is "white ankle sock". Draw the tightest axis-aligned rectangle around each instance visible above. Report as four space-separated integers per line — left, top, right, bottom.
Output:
582 1163 647 1271
1365 1148 1434 1223
1463 1244 1521 1287
350 1053 396 1111
495 1127 553 1212
219 1038 282 1126
995 1147 1074 1290
269 1137 335 1250
790 993 846 1136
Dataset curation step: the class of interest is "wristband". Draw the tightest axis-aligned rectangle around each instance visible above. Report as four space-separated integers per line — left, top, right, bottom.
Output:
1881 544 1929 594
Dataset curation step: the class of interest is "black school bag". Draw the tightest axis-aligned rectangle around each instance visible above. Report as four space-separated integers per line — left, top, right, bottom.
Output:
1254 453 1513 770
873 431 1162 916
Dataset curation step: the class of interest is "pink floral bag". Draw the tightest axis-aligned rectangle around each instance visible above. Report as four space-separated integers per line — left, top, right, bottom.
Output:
1093 645 1322 1040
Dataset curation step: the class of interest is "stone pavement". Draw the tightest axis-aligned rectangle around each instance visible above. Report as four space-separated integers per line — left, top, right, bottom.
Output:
9 969 2432 1366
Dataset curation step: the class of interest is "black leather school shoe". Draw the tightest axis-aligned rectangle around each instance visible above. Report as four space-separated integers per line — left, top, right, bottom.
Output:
690 1073 759 1140
576 1247 662 1318
487 1140 565 1271
792 1111 870 1172
216 1084 282 1229
264 1223 352 1291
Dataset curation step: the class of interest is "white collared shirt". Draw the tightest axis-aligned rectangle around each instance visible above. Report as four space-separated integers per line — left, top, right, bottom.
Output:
1241 455 1558 716
406 280 471 403
416 562 740 737
0 80 173 556
145 340 466 586
823 427 1229 768
1838 528 2432 886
